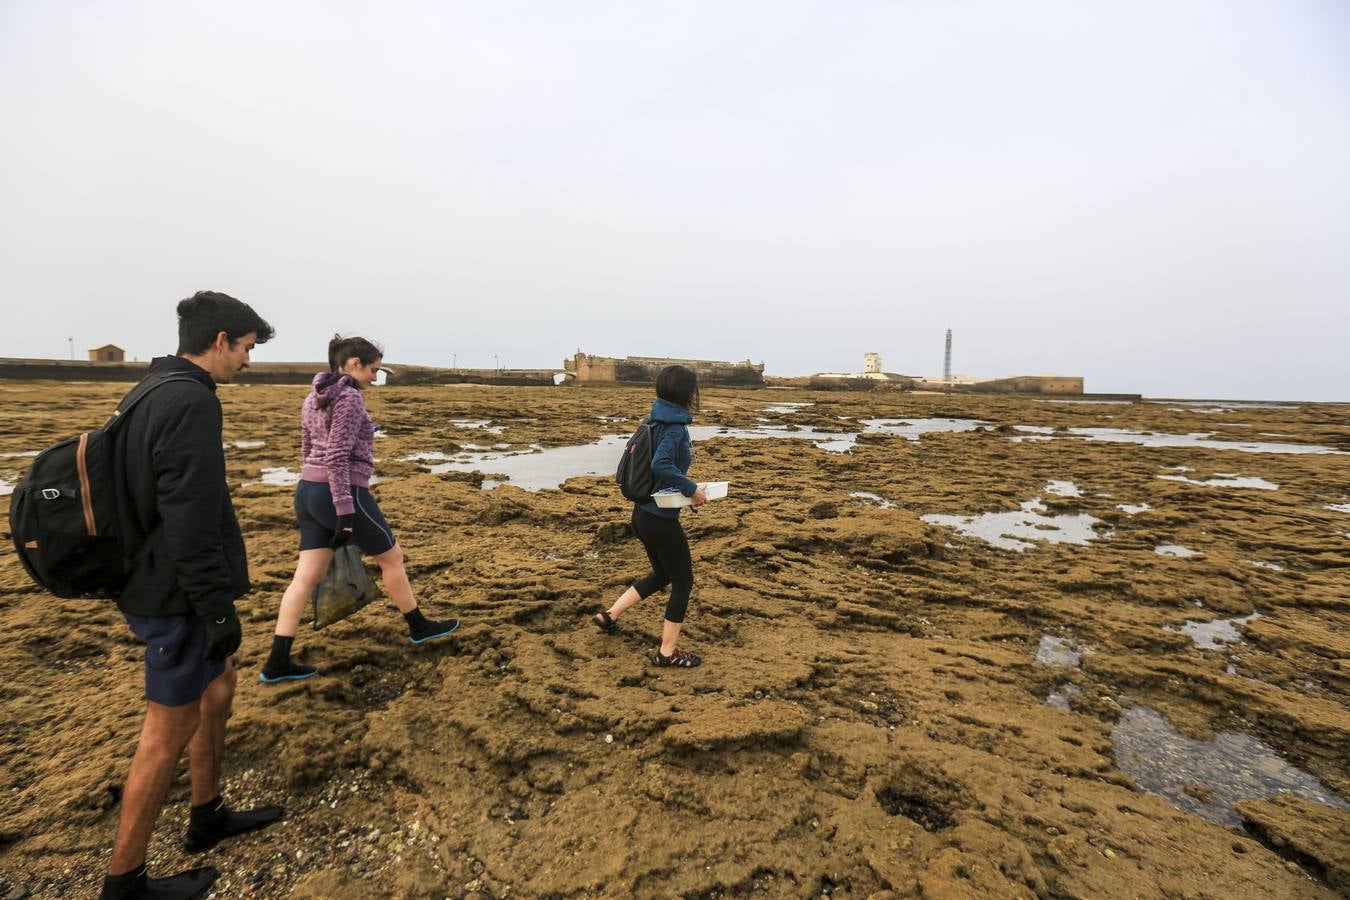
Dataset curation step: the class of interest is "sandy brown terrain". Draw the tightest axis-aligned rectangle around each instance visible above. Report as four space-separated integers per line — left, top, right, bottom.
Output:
0 379 1347 899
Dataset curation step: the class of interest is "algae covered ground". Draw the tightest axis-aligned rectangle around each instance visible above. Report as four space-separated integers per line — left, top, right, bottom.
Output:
0 380 1347 899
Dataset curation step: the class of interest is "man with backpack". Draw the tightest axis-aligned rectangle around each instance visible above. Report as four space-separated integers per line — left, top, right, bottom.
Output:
99 292 283 900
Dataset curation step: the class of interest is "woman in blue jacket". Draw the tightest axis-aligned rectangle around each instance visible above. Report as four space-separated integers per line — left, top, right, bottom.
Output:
593 365 707 667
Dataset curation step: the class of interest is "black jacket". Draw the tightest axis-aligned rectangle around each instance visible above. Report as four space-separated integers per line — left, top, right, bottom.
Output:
111 356 249 618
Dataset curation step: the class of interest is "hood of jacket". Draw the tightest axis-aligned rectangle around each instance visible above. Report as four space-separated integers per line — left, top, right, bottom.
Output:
650 397 692 425
311 371 359 409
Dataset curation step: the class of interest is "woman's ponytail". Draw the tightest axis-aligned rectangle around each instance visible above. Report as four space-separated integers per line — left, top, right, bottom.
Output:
328 334 384 372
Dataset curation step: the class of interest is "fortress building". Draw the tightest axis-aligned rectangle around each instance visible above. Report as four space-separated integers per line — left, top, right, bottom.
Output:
564 351 765 386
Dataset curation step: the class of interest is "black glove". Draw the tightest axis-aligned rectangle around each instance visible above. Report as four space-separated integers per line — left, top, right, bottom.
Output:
201 610 242 662
329 513 355 549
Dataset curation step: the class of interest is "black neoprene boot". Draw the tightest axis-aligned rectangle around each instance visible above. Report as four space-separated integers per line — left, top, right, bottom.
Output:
99 865 218 899
183 795 284 852
259 635 318 684
405 608 460 644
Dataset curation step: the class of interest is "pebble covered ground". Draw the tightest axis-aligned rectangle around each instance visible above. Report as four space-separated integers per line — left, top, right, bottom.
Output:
0 380 1347 898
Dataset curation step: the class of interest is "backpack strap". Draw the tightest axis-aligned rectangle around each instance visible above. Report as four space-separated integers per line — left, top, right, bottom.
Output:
102 373 203 433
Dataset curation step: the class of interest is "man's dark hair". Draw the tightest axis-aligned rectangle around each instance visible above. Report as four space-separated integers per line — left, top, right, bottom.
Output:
176 291 275 355
655 365 699 411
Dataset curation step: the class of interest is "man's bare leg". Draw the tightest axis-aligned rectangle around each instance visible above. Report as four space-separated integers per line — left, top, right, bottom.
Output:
108 702 200 875
182 659 284 853
187 660 235 806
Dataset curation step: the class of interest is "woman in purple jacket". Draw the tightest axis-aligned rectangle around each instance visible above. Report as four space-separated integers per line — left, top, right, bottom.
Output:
261 335 458 683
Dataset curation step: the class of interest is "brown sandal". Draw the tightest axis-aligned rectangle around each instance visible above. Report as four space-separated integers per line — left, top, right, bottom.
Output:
592 611 620 635
653 648 701 668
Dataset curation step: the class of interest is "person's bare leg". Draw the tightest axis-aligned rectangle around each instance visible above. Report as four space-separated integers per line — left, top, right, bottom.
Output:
659 619 683 657
108 702 200 874
373 544 417 614
188 660 235 806
274 549 333 637
607 586 642 620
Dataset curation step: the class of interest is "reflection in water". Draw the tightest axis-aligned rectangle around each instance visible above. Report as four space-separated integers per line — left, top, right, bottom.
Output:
850 491 896 509
1111 706 1349 826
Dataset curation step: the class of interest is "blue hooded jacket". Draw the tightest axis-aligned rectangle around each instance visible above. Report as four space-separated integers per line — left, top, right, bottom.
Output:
636 397 697 519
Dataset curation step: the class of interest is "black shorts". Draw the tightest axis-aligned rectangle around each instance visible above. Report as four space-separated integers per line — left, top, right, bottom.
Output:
295 480 396 555
123 614 227 707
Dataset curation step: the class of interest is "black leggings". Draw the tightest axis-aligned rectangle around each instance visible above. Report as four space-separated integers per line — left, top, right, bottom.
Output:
631 506 694 624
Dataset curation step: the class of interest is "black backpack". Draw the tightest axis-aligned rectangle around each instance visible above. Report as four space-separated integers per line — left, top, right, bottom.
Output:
616 416 658 502
8 373 198 599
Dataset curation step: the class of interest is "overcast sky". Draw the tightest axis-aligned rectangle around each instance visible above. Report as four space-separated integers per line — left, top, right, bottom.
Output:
2 1 1347 400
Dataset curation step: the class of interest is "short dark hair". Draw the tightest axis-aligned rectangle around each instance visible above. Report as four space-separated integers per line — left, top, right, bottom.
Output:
176 291 274 355
328 334 384 372
655 365 699 411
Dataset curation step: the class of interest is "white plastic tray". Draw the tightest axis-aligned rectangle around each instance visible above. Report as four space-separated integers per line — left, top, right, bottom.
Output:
652 481 729 508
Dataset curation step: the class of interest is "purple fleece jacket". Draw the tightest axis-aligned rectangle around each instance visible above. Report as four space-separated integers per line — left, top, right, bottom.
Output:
300 372 375 515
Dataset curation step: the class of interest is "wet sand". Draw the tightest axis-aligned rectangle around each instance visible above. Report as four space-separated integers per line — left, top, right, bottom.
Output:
0 380 1347 898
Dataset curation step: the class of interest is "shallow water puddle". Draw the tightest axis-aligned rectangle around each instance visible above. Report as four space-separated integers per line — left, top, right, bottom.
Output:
1148 400 1298 411
1117 502 1151 515
1036 399 1134 405
921 498 1101 551
407 421 863 490
1167 612 1261 650
1157 474 1279 490
1111 705 1349 827
760 402 814 414
1045 480 1081 497
1249 560 1284 572
850 491 896 509
0 450 39 458
689 424 857 453
1067 427 1342 455
449 419 506 434
1326 503 1350 513
859 417 989 440
1046 684 1082 710
1035 636 1082 667
1155 544 1201 558
415 435 629 490
247 467 301 487
226 440 266 449
0 476 14 496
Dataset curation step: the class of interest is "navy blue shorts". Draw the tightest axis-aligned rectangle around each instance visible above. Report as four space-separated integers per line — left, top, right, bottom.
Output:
295 480 397 555
123 614 227 707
